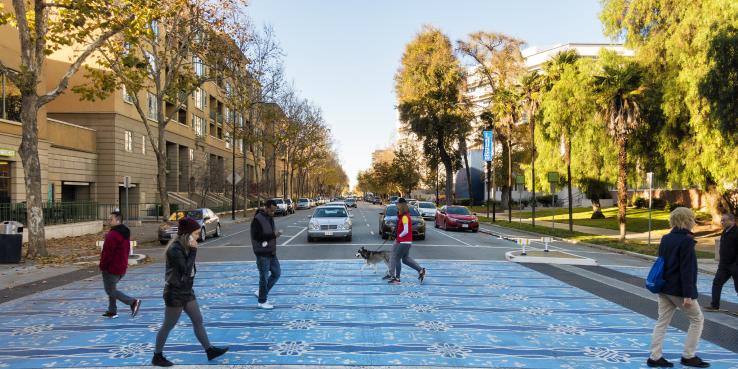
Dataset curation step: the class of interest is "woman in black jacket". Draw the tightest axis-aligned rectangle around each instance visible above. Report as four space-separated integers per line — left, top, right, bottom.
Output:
647 207 709 368
151 217 228 367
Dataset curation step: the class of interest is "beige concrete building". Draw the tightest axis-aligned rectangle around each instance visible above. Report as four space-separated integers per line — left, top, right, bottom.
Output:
371 148 395 166
0 16 279 215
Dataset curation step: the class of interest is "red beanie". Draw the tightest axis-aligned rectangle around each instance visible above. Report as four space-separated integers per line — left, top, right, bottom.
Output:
178 217 200 235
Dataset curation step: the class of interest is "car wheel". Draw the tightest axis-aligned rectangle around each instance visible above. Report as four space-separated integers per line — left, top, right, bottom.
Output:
199 227 206 242
472 228 478 233
381 231 388 240
214 224 222 237
346 235 352 242
159 240 168 245
307 236 314 242
419 234 426 240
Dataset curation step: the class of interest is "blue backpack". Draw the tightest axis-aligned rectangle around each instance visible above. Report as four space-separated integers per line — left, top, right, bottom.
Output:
646 256 666 293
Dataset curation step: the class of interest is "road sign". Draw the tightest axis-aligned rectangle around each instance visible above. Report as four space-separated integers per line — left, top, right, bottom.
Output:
516 175 525 185
483 130 494 162
226 172 242 184
547 172 559 183
123 176 131 188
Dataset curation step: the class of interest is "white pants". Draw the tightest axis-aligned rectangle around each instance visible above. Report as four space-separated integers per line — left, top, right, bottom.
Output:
649 293 704 360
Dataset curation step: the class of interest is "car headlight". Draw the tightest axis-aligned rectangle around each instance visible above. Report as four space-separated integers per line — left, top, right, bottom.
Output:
341 219 352 230
309 221 320 230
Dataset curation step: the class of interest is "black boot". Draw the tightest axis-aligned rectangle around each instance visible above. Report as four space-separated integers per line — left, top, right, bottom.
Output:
646 357 673 367
206 346 229 361
151 352 173 367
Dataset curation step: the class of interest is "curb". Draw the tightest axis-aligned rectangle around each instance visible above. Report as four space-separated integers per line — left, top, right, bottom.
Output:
479 223 718 274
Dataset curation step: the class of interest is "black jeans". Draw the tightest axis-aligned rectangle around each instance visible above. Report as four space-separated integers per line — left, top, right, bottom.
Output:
256 255 281 303
711 264 738 308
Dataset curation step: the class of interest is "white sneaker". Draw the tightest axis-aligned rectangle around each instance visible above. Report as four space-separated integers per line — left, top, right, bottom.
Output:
257 302 274 310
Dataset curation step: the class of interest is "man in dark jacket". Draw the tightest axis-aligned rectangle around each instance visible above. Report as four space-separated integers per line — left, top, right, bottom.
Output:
99 210 141 318
251 199 282 310
705 212 738 312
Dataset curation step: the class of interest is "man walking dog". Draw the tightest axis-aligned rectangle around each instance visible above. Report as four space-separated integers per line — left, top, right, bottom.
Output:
99 209 141 318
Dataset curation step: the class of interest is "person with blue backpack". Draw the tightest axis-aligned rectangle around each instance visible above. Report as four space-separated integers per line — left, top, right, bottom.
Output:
647 207 709 368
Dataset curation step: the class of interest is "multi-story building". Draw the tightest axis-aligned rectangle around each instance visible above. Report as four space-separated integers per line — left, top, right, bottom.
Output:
371 148 395 166
0 22 276 215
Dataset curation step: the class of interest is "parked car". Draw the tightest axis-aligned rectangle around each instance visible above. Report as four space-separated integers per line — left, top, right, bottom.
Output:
344 198 357 208
296 198 311 210
270 198 289 216
435 205 479 232
378 204 426 240
284 198 295 214
389 196 399 204
307 205 352 242
158 208 222 244
417 201 438 219
371 196 383 205
407 199 419 207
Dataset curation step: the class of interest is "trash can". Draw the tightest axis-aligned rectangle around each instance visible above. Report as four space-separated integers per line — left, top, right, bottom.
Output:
0 221 23 264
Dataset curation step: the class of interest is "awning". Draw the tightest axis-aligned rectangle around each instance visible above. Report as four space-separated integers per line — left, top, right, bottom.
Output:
63 181 90 186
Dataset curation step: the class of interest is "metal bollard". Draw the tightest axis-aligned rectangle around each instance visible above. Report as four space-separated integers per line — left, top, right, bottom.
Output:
542 237 552 252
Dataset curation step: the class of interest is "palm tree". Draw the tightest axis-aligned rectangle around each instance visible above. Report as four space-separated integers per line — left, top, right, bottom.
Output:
542 50 579 232
592 54 646 241
491 86 522 222
520 71 543 226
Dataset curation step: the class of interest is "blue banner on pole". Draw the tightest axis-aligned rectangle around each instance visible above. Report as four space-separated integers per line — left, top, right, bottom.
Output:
483 130 494 162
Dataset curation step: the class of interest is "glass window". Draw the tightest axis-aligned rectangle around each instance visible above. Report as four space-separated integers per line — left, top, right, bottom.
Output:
122 85 134 103
193 56 204 77
419 202 436 209
141 135 146 155
186 210 203 220
192 114 204 136
193 88 204 110
447 207 471 215
145 52 157 76
313 207 347 218
225 132 231 149
124 130 133 152
0 162 11 203
189 148 194 161
1 72 21 122
385 206 420 216
147 93 157 120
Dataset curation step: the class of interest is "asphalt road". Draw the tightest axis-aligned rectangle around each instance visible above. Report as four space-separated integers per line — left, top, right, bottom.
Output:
193 202 525 263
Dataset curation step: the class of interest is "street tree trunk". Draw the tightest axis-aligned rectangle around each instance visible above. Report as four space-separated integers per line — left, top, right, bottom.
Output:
155 137 170 217
19 92 48 257
507 136 512 222
530 112 536 227
617 135 627 241
566 135 573 232
437 135 454 206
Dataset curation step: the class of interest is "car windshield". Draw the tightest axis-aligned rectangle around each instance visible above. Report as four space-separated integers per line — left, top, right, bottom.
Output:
167 211 187 221
298 198 309 202
272 199 284 204
447 207 471 215
313 207 348 218
384 206 420 217
419 202 436 209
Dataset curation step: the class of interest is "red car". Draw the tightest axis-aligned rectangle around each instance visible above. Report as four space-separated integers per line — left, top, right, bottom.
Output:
435 205 479 232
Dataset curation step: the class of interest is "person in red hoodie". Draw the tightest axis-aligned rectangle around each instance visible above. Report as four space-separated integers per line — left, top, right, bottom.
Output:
99 209 141 318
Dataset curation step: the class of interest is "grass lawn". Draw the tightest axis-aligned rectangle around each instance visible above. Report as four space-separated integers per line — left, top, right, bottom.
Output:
472 206 672 233
480 217 715 259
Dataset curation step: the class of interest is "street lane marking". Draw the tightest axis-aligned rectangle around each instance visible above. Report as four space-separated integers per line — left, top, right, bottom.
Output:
429 228 472 246
282 227 307 246
370 231 374 235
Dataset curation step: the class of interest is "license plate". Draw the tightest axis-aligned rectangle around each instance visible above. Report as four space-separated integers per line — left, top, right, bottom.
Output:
462 224 469 228
324 231 333 236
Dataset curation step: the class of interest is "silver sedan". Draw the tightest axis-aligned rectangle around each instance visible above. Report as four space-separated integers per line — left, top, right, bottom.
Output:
307 205 353 242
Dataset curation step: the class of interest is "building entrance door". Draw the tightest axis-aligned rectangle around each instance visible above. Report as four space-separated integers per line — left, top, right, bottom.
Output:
0 161 10 204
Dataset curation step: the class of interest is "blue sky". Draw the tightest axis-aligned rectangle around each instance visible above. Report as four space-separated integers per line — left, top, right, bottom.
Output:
246 1 611 189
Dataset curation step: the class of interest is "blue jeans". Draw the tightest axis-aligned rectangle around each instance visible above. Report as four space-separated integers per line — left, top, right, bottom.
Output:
256 255 281 303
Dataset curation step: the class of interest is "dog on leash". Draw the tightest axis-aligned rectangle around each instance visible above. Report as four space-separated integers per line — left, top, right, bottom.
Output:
355 247 391 275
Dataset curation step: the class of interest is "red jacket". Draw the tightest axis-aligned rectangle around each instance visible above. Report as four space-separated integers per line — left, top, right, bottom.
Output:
396 212 413 243
99 225 131 275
